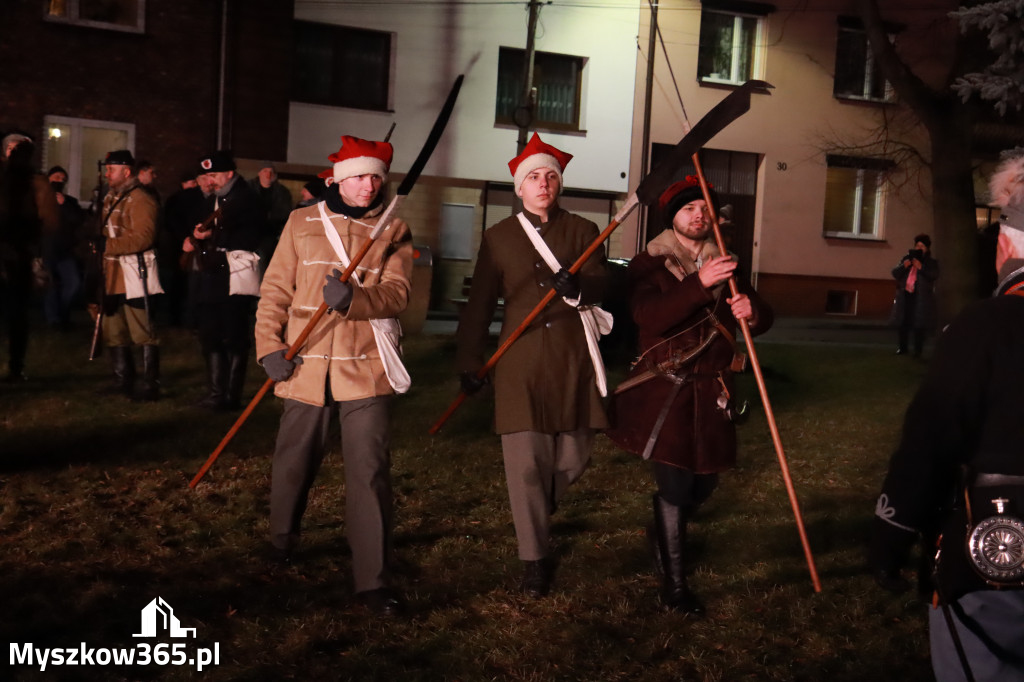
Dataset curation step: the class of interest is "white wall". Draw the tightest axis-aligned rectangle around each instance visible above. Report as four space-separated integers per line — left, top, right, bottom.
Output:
290 0 640 194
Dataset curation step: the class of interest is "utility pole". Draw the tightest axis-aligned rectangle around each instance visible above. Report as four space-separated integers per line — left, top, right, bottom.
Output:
638 0 658 252
515 0 541 157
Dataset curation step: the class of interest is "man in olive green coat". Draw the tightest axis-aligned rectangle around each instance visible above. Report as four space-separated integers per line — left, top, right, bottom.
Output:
456 133 608 597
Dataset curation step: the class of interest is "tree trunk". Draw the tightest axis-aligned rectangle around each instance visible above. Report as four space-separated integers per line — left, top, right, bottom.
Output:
927 111 980 324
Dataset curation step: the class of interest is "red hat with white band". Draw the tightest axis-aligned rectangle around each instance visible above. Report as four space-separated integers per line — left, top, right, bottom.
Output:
327 136 393 183
508 133 572 194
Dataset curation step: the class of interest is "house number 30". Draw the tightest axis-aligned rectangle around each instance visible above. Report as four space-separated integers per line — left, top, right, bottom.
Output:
776 162 788 171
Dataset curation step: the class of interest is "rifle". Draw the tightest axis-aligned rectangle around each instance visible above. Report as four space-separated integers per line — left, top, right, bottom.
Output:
179 207 223 271
87 161 105 360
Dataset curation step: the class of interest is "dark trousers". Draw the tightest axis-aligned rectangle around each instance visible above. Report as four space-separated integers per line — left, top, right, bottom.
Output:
196 296 253 355
652 462 718 513
270 394 394 593
0 258 31 375
898 292 926 356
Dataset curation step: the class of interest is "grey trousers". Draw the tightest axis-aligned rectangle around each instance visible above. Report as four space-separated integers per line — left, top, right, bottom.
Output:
929 590 1024 682
500 428 593 561
270 395 393 593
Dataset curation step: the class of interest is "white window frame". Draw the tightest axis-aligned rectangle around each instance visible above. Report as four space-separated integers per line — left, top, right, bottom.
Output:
834 26 894 103
823 157 889 241
42 115 136 208
44 0 146 34
697 8 765 86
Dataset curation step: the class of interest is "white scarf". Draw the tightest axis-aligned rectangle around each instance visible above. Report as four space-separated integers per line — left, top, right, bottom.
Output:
516 213 613 396
315 201 411 394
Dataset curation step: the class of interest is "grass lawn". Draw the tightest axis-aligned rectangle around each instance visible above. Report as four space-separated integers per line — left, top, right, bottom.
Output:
1 319 934 681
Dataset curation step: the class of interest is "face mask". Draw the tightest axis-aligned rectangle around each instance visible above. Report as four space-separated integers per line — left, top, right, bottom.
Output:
50 180 66 193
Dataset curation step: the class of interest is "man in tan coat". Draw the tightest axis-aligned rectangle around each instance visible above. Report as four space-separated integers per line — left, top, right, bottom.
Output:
255 136 411 616
98 150 161 400
456 133 608 598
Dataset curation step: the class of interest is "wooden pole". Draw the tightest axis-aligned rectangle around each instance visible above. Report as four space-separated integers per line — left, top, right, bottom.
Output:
188 236 369 489
690 155 821 593
429 196 638 435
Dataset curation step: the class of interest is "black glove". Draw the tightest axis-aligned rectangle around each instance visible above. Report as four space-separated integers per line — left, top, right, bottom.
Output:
867 516 916 593
261 349 303 382
323 268 353 310
551 267 580 299
459 371 489 396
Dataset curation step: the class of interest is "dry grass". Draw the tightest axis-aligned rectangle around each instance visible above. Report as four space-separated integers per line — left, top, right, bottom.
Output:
1 318 934 681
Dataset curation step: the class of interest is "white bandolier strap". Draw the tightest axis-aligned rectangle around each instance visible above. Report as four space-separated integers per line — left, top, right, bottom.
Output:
314 201 411 393
516 212 613 396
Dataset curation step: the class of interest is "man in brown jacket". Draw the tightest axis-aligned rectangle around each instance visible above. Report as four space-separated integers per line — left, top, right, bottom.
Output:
255 136 411 616
456 133 608 598
606 177 772 615
98 150 161 400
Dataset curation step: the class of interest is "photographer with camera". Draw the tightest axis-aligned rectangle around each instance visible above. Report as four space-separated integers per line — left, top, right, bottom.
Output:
889 233 939 357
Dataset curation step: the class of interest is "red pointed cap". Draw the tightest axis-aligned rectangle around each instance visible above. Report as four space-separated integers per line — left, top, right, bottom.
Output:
327 135 393 182
508 133 572 193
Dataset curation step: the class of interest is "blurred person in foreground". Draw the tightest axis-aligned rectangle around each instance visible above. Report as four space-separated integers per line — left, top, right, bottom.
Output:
870 149 1024 682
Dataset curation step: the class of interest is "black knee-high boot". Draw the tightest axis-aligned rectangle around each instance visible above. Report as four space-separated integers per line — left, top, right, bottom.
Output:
196 351 227 410
652 494 705 615
225 351 248 410
138 345 161 401
99 345 135 397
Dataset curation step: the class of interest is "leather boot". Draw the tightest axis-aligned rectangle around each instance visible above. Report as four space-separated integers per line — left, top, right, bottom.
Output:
138 345 161 401
98 346 135 397
196 351 228 410
652 494 705 616
225 351 248 410
521 558 552 598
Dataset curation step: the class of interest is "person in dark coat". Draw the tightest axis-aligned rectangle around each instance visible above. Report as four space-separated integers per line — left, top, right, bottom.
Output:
182 151 262 410
889 233 939 357
869 151 1024 682
605 177 772 614
0 133 59 380
43 166 84 329
456 133 609 598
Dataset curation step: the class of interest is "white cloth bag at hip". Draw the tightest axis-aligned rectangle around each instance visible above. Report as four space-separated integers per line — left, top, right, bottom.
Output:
226 250 261 296
119 249 164 299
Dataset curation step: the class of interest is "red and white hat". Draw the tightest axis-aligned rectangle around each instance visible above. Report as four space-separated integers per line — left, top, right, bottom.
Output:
327 135 393 183
508 133 572 194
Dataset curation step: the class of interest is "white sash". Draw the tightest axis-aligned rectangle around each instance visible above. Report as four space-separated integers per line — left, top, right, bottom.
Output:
226 250 261 296
316 202 410 394
516 213 613 396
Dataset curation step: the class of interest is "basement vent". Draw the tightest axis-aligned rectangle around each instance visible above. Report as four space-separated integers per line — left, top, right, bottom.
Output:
825 289 858 316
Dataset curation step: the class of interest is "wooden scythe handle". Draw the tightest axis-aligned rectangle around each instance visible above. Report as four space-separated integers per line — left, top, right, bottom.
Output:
690 156 821 593
188 237 368 489
429 207 631 435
